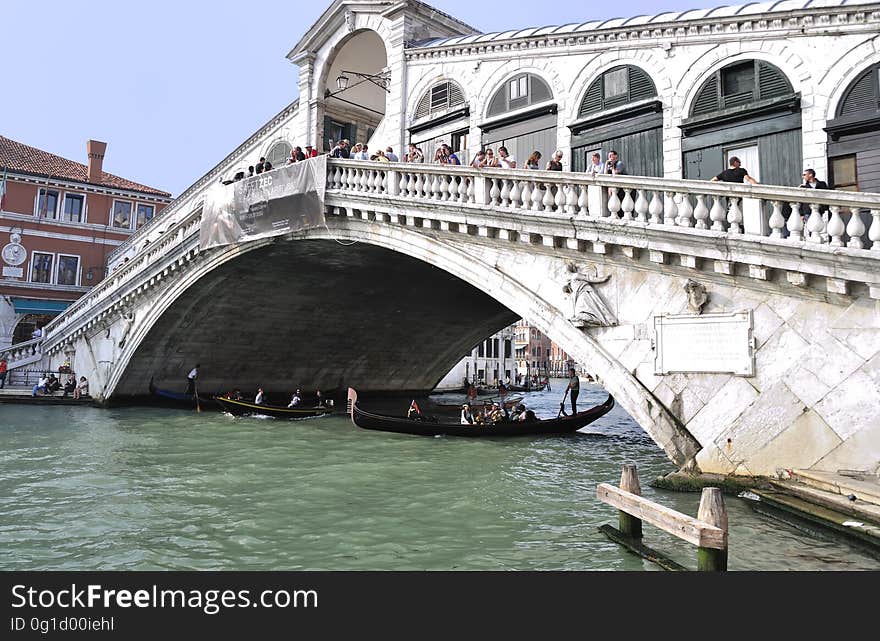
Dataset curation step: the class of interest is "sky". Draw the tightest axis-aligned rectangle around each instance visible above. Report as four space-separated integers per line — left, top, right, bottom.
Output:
3 0 701 197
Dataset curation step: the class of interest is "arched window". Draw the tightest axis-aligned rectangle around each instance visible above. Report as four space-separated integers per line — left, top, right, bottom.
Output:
486 73 553 118
413 80 466 121
578 65 656 118
837 64 880 117
691 60 793 117
266 141 292 167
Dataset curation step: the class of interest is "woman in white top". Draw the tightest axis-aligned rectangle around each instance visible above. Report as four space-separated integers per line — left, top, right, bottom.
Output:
460 404 474 425
255 388 264 405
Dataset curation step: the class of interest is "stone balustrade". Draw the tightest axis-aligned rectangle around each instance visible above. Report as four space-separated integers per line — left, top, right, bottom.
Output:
1 336 43 369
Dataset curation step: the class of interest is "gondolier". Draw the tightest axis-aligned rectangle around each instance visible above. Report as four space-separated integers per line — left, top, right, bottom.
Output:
565 368 579 415
186 364 200 395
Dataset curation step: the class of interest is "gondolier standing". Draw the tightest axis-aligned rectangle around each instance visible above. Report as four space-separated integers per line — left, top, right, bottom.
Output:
186 364 200 395
565 368 579 415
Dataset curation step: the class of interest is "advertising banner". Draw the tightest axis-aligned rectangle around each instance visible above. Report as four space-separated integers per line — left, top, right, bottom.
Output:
200 154 327 250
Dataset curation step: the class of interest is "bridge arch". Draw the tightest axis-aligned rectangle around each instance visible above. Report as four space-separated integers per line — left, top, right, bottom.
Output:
105 219 698 468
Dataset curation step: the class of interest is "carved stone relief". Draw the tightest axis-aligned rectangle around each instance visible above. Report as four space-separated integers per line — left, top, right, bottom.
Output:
684 279 708 314
561 262 616 328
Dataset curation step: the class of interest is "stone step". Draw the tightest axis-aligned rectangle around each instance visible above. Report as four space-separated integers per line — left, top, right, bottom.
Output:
790 469 880 505
750 488 880 549
768 478 880 526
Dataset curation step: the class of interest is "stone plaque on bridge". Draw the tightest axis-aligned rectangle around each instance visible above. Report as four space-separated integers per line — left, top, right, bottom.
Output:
654 311 754 376
2 266 23 278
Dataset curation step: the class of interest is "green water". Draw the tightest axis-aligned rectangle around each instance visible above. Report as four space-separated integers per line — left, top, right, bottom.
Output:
2 382 878 570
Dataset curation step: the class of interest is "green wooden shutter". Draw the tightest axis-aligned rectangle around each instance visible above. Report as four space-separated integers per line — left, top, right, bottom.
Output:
692 75 719 116
840 67 878 115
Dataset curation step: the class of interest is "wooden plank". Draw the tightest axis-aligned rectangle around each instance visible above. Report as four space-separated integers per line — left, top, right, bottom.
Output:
597 483 727 549
598 524 689 572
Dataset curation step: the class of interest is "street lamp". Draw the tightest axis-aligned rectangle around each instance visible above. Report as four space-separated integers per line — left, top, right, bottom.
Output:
328 69 390 96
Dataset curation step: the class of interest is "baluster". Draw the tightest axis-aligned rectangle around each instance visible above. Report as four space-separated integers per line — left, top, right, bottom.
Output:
458 176 469 203
489 178 501 205
496 178 508 206
709 195 726 231
331 165 341 188
677 193 693 227
806 203 825 243
531 182 544 211
565 184 578 215
634 190 648 223
693 194 709 229
869 209 880 251
374 170 384 193
554 184 565 212
543 185 556 212
843 207 864 249
362 169 372 192
607 189 621 218
663 192 678 226
521 181 532 211
768 201 785 238
431 174 441 200
510 180 521 208
620 190 635 221
727 198 743 234
786 203 804 241
648 191 663 224
827 205 845 247
438 174 449 201
467 177 475 203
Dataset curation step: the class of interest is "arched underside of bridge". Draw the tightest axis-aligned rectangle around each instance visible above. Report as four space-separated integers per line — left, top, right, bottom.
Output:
113 239 519 398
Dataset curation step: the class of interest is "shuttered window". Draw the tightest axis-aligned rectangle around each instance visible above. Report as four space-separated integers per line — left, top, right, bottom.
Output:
577 66 657 118
413 81 466 121
838 64 880 116
487 74 554 117
691 60 793 117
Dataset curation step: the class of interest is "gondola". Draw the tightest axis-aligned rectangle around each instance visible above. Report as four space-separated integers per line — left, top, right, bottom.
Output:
149 377 216 409
507 382 548 392
432 395 523 414
214 395 333 420
347 387 614 437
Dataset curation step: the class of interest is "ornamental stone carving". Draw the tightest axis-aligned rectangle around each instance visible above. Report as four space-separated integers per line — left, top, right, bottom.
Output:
684 279 708 314
344 10 355 32
562 262 616 328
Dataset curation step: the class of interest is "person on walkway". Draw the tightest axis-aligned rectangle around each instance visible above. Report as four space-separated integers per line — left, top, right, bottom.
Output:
288 389 302 407
498 146 516 169
565 367 580 415
255 157 266 174
255 388 264 405
800 168 829 191
546 150 564 171
587 152 604 176
62 374 76 398
711 156 758 185
385 146 399 162
46 373 61 394
525 151 542 170
74 376 89 399
186 364 199 395
305 145 318 158
32 373 49 397
0 355 7 389
443 144 461 166
405 144 424 163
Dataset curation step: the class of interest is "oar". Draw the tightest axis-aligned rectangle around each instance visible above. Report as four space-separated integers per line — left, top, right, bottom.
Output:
194 379 202 413
557 388 570 419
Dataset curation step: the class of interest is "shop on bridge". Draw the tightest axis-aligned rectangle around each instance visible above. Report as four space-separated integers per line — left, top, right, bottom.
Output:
680 60 802 188
408 79 470 163
569 65 663 177
825 62 880 193
479 73 557 166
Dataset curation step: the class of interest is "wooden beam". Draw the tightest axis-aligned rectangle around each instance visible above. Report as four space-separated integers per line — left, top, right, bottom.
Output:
597 483 727 550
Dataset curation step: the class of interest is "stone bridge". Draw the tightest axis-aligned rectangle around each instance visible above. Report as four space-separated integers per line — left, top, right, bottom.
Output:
16 159 880 478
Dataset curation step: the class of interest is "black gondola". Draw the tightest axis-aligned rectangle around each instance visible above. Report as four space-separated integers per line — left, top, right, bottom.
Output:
149 377 215 409
214 395 332 420
347 388 613 437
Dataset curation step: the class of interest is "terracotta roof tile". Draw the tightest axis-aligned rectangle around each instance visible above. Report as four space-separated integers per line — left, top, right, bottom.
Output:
0 135 171 198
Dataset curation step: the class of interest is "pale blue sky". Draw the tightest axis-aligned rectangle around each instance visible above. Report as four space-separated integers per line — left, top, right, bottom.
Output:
3 0 698 196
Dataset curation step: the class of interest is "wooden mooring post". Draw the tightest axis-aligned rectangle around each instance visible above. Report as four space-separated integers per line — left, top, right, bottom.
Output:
597 464 729 571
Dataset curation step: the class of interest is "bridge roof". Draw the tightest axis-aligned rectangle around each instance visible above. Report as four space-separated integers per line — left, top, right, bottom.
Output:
0 135 172 198
409 0 878 48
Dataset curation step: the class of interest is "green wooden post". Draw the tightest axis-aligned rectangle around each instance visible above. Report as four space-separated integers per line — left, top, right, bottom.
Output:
697 487 728 571
618 464 643 540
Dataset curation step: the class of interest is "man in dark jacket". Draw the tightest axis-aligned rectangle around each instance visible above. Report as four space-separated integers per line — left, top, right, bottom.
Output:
800 169 829 190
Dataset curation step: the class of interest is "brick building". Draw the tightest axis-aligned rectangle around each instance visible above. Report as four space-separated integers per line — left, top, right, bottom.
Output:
0 136 171 349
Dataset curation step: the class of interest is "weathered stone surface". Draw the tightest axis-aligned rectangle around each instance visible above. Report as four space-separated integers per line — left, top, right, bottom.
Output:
752 327 811 392
685 376 759 446
744 410 842 477
812 422 880 476
794 331 864 392
814 368 880 442
751 303 785 349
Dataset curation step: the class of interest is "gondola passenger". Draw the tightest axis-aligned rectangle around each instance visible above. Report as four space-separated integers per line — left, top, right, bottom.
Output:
460 404 474 425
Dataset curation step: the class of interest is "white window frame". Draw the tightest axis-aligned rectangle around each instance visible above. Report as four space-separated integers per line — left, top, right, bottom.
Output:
55 254 81 286
35 188 61 220
61 191 87 224
29 251 55 284
111 199 134 229
135 202 155 229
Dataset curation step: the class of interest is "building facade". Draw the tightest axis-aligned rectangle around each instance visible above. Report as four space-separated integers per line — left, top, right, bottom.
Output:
435 322 517 389
0 137 171 349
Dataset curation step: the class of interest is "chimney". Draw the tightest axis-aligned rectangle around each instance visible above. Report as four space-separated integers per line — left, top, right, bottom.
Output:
86 140 107 183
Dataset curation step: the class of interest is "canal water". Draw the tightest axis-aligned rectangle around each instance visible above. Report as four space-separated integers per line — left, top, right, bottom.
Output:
2 380 877 571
